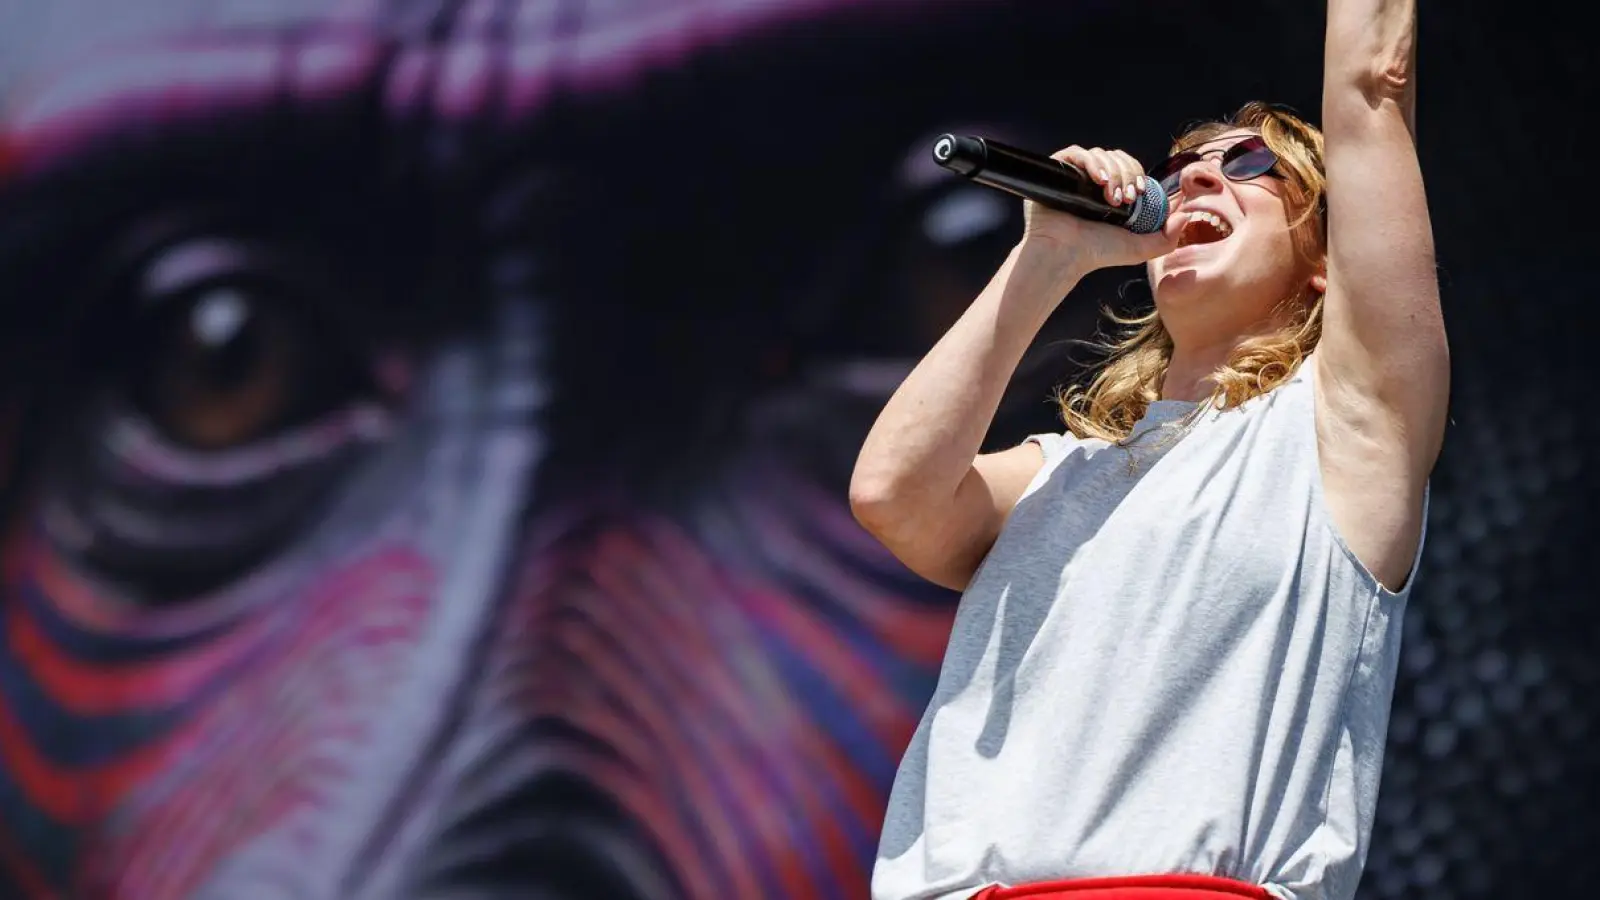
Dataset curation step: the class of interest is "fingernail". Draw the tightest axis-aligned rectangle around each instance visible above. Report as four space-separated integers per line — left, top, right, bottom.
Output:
1113 186 1123 204
1125 182 1137 200
1099 169 1109 182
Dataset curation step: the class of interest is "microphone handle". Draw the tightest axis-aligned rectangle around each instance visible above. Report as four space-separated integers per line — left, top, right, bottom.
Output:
932 134 1163 233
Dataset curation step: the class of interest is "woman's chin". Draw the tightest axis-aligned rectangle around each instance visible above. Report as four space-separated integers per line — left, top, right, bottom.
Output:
1151 263 1213 307
1154 239 1233 278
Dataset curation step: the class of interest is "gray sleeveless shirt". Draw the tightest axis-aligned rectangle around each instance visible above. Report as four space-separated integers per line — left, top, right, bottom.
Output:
872 363 1426 900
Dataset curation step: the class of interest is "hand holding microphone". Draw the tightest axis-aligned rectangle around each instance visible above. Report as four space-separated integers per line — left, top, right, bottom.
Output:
932 135 1177 272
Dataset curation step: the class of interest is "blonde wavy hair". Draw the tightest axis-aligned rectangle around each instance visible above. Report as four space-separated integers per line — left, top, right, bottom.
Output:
1057 102 1328 442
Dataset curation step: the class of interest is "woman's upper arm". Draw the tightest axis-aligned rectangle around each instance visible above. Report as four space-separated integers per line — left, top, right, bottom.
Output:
897 441 1046 591
972 439 1050 524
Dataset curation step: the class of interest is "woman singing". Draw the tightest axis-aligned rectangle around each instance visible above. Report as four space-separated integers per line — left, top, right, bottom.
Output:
851 1 1446 898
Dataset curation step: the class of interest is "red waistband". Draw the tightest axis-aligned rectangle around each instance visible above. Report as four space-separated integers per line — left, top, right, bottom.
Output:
974 873 1274 900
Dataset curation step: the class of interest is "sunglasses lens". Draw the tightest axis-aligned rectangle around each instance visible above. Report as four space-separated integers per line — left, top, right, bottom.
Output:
1151 138 1279 195
1223 139 1278 180
1151 155 1192 196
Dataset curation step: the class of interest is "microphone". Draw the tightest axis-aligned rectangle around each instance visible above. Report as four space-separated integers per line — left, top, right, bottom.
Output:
931 134 1168 235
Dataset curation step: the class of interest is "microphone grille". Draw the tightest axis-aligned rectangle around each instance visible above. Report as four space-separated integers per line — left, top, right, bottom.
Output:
1127 177 1169 235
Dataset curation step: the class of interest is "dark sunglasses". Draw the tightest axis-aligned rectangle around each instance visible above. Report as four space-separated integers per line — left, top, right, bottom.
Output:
1147 136 1282 197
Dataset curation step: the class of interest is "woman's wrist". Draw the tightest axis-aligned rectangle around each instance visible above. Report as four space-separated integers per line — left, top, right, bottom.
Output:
1013 235 1091 293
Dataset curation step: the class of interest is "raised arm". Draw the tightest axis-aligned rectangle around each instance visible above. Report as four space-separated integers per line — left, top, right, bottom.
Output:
1317 0 1449 462
1315 0 1449 588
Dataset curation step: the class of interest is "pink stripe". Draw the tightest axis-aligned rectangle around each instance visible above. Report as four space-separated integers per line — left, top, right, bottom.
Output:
502 512 894 894
80 546 434 889
0 0 995 174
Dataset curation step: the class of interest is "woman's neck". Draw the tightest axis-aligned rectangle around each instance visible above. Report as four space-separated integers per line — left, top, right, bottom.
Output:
1160 343 1230 401
1161 319 1287 401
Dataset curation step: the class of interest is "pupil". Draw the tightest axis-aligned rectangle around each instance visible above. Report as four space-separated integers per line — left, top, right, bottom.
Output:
134 282 303 449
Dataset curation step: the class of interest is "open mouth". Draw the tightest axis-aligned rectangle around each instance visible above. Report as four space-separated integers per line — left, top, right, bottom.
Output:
1176 211 1233 248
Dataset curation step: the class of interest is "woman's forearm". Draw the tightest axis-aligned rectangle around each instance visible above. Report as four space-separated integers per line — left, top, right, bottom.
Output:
1325 0 1419 130
849 238 1084 519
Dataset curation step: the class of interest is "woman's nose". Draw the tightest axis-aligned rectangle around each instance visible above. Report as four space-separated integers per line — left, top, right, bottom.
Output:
1179 159 1224 194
